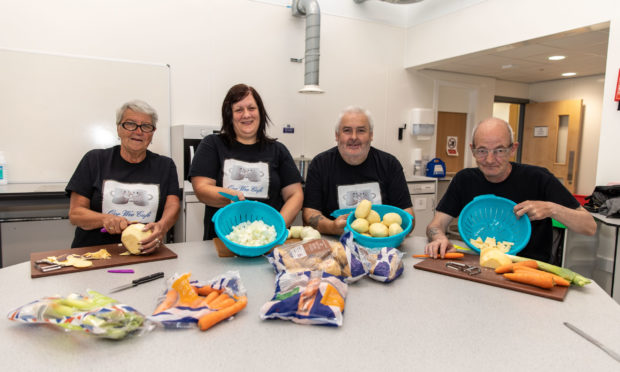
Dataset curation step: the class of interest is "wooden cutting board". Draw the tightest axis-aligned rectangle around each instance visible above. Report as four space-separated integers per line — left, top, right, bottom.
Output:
30 243 177 278
213 238 301 257
413 254 568 301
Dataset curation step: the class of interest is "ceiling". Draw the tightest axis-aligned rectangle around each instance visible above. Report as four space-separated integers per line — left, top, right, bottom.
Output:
418 23 610 84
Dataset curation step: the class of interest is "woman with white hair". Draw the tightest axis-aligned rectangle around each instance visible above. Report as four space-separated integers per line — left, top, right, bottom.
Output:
66 100 180 251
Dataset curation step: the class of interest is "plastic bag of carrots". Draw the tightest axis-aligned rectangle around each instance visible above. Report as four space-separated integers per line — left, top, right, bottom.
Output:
148 271 247 331
260 271 348 327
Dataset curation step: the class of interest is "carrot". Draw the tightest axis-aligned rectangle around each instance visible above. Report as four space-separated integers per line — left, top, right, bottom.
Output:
412 252 464 259
495 263 514 274
153 288 179 314
504 272 554 289
513 266 570 286
196 285 220 296
209 293 232 308
211 298 235 310
514 260 538 269
198 296 248 331
204 291 220 304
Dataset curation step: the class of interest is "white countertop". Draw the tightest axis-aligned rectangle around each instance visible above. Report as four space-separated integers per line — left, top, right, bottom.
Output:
0 182 67 194
2 237 620 371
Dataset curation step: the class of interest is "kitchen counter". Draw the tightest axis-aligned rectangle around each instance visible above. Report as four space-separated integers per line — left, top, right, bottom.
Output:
2 237 620 371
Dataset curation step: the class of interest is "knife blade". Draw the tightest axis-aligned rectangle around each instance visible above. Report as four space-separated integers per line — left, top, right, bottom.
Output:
109 272 165 293
564 322 620 363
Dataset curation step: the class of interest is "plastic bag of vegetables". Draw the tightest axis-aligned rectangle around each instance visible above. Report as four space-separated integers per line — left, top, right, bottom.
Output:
148 271 247 331
260 270 347 327
7 290 151 339
267 236 367 283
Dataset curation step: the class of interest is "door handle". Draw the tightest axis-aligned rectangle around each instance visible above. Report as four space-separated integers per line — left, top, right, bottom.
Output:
567 151 575 184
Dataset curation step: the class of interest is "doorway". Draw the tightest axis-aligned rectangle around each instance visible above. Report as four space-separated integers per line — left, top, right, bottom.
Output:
435 111 467 175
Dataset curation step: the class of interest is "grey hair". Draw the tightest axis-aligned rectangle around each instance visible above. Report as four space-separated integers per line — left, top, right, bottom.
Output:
471 117 514 147
116 99 159 127
335 106 374 133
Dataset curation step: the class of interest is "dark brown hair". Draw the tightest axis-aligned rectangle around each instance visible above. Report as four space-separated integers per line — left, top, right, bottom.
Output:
220 83 274 146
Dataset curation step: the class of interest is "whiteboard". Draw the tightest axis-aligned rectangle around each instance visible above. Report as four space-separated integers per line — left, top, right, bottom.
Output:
0 48 171 183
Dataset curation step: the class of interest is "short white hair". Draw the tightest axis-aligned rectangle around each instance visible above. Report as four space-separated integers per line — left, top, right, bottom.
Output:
116 99 158 127
335 106 374 133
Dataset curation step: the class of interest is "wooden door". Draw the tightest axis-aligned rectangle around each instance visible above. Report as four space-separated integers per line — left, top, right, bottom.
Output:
436 112 467 174
521 99 583 193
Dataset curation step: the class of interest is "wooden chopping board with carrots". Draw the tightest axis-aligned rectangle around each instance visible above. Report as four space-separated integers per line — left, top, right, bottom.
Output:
413 254 568 301
30 243 177 278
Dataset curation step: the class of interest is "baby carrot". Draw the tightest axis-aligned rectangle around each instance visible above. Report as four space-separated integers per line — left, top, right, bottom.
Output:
513 266 570 286
504 272 554 289
412 252 464 259
495 263 515 274
198 296 248 331
152 288 178 314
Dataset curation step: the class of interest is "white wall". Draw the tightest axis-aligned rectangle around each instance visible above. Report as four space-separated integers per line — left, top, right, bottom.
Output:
0 0 438 179
529 75 605 195
403 0 620 187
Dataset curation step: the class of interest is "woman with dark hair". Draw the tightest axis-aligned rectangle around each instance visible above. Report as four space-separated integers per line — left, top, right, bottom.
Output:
189 84 303 240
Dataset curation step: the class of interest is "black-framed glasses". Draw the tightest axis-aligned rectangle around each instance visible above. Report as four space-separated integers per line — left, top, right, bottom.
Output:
472 145 513 158
119 121 156 133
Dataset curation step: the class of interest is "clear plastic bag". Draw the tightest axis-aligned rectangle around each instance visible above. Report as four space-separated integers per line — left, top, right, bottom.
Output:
148 270 247 330
260 271 347 327
340 231 404 283
267 236 367 283
7 289 152 339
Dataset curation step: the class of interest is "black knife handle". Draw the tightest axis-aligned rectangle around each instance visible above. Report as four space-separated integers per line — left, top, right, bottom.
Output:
132 272 164 285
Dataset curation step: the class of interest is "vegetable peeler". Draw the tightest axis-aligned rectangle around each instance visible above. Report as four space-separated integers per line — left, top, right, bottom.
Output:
34 259 62 272
445 262 481 276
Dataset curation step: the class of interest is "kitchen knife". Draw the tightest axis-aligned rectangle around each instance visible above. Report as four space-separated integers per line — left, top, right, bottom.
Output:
564 322 620 363
109 272 164 293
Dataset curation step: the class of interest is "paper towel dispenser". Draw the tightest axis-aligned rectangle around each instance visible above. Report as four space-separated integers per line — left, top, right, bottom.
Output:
408 108 435 138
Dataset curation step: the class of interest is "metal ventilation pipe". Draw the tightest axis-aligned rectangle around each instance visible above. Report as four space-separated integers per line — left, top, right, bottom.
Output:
292 0 324 94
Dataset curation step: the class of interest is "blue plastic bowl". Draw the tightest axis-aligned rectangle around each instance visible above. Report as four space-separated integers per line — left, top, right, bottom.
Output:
458 194 531 255
212 200 287 257
345 204 413 248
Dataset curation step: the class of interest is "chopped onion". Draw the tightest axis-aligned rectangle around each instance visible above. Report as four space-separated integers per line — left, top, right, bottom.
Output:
226 220 277 246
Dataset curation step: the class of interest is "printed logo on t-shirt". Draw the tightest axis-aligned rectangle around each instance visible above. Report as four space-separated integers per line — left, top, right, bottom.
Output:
222 159 269 199
102 180 159 223
337 182 382 208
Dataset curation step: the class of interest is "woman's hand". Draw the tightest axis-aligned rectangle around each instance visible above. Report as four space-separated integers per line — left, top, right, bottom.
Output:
101 215 131 235
136 221 165 254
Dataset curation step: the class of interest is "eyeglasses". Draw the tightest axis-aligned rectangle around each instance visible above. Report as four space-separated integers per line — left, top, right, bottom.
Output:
119 121 156 133
472 145 513 158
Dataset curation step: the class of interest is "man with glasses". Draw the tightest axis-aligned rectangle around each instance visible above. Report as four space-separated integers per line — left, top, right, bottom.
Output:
424 117 596 263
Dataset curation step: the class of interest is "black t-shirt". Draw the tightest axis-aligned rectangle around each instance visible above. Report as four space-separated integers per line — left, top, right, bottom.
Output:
437 163 580 262
188 134 302 240
303 146 412 218
65 146 181 248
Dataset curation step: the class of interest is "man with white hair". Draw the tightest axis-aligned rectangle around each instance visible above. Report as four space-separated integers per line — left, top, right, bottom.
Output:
303 106 414 235
425 117 596 263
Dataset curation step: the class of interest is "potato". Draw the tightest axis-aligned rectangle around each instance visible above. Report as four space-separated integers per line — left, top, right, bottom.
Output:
121 223 152 254
480 248 512 269
366 210 381 225
388 223 404 236
382 212 402 227
369 222 389 237
355 199 372 219
351 218 369 233
289 225 303 239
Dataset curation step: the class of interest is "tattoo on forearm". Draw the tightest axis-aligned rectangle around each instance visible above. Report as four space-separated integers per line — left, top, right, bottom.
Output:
427 227 442 240
308 214 324 229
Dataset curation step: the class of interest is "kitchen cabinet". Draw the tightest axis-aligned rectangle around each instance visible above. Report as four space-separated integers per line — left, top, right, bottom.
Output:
406 176 437 237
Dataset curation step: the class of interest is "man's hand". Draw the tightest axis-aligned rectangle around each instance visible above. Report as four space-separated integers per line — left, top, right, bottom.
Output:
514 200 553 221
424 232 455 258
